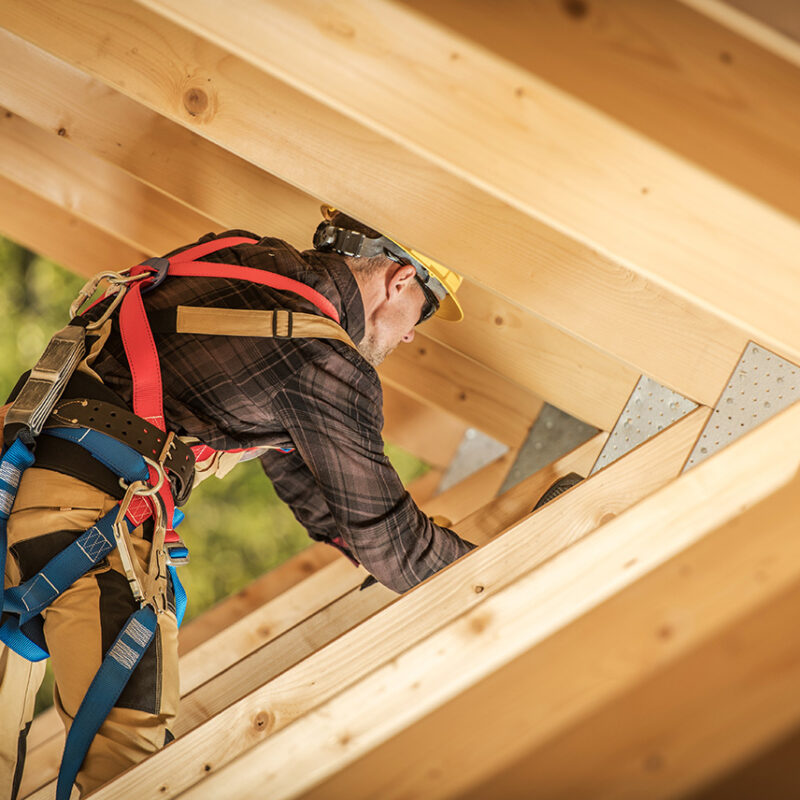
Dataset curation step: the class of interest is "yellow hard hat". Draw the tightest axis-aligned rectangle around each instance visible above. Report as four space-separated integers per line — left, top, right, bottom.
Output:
314 206 464 323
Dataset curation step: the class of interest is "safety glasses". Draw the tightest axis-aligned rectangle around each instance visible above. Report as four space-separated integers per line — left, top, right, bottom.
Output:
414 275 440 325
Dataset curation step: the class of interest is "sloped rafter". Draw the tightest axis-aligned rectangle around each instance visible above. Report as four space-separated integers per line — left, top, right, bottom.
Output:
69 408 706 799
0 29 638 431
379 335 543 449
401 0 800 220
678 0 800 68
0 174 145 276
3 2 796 412
177 403 799 800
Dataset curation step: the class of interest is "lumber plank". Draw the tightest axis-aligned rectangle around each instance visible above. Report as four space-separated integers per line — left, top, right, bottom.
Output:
0 28 639 430
422 280 638 431
690 724 800 800
379 335 543 448
722 0 800 43
381 386 467 470
3 1 791 408
83 410 702 799
184 403 800 800
168 435 599 739
0 175 145 276
420 448 521 524
126 0 800 372
679 0 800 68
459 552 800 800
0 29 320 247
401 0 800 219
176 544 339 656
0 108 212 256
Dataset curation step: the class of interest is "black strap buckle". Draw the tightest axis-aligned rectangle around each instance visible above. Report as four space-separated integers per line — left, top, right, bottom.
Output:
272 309 294 338
139 257 170 294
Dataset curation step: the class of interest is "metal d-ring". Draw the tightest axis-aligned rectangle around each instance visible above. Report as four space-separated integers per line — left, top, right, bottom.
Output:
118 456 167 497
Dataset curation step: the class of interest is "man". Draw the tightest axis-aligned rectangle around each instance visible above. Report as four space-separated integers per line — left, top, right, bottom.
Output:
0 208 475 797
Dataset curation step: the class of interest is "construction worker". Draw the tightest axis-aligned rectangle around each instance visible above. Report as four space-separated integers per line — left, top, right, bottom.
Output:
0 208 475 798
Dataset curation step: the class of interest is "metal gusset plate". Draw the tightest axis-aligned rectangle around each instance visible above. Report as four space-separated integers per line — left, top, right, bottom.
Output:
589 376 697 476
683 342 799 472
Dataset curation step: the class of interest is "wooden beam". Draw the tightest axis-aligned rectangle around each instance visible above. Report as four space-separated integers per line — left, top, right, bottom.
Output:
678 0 800 68
379 335 543 448
423 280 638 431
0 107 213 256
459 558 800 800
170 434 602 739
81 409 703 799
0 174 145 276
401 0 800 218
0 28 638 429
721 0 800 43
420 448 521 524
3 1 793 407
176 544 339 656
0 29 319 247
179 403 800 800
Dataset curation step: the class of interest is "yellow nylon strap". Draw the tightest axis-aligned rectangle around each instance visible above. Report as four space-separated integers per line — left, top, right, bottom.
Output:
174 306 357 350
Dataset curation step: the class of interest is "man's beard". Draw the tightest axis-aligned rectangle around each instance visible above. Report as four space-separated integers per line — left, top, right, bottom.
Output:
357 331 396 368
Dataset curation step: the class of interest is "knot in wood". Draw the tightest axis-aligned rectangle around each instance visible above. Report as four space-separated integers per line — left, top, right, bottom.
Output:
562 0 589 19
253 710 273 732
183 87 209 118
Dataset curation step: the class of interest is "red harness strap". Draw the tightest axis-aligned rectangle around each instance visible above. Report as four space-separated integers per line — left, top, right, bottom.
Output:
116 236 340 533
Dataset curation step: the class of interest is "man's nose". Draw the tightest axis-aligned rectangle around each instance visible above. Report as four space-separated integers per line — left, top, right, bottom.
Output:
402 328 415 344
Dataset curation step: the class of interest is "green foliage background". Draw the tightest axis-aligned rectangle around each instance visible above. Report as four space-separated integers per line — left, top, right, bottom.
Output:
0 237 428 714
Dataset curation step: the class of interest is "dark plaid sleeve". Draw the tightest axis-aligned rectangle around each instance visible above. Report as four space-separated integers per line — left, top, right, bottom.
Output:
269 349 474 594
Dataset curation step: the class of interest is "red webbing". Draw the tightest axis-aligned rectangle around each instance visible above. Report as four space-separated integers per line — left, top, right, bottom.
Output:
119 280 165 431
167 262 340 323
117 235 325 521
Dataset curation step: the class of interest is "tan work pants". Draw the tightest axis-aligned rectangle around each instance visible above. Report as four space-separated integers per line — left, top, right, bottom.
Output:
0 468 179 799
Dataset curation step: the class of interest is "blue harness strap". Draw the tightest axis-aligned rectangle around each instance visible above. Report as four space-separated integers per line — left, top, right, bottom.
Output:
0 507 122 660
56 605 158 800
1 430 190 797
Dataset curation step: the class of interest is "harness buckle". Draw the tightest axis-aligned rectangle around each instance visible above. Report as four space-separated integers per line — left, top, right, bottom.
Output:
138 257 170 295
165 537 190 567
272 309 294 338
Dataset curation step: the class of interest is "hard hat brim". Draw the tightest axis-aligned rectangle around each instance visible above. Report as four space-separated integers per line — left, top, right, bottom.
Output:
437 292 463 322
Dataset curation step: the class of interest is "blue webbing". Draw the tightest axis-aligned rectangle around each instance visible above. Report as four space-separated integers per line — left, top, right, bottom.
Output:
0 431 189 796
56 605 158 800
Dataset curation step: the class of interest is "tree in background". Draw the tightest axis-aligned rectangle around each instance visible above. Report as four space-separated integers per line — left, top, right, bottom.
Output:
0 236 428 713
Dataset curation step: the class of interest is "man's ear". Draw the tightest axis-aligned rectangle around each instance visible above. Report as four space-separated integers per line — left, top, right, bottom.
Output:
385 263 417 301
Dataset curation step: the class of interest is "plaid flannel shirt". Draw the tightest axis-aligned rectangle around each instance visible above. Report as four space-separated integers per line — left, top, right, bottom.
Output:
85 230 473 593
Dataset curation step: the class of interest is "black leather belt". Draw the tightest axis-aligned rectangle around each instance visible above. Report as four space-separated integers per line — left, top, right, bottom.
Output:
46 398 195 504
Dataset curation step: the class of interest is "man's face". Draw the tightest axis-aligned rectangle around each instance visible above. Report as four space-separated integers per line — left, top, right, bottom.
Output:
358 275 428 367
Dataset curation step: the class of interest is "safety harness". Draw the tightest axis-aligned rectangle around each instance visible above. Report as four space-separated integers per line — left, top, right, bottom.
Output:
0 236 356 799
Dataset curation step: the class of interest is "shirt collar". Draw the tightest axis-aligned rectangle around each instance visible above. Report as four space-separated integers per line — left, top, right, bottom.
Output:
301 249 366 345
